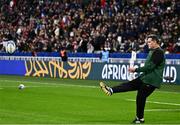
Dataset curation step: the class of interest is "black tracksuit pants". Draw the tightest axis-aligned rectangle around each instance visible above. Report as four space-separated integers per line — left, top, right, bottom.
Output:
112 78 156 119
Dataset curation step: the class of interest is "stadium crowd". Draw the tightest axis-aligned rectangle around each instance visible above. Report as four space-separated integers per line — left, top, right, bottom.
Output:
0 0 180 54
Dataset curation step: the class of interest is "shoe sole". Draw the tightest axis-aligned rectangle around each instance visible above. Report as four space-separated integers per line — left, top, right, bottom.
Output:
100 82 112 96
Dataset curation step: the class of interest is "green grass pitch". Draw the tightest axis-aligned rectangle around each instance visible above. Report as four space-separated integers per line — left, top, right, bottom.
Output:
0 75 180 124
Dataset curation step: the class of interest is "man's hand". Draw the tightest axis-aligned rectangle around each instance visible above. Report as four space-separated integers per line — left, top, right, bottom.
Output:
128 67 136 73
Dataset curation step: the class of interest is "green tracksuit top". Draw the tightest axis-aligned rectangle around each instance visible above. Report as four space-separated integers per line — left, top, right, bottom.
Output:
135 48 165 88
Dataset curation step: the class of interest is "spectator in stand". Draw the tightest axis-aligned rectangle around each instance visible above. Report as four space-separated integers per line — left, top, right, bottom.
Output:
0 0 179 54
60 47 68 62
100 47 109 63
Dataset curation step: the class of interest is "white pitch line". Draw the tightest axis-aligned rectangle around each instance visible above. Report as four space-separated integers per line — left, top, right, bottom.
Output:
126 99 180 106
0 79 97 89
157 90 180 94
0 79 180 94
145 109 180 112
0 85 57 88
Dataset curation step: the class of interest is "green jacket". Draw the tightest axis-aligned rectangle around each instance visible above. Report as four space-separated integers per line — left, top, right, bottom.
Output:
135 48 165 88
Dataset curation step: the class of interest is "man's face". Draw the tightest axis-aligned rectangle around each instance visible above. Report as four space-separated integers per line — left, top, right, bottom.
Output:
147 38 157 49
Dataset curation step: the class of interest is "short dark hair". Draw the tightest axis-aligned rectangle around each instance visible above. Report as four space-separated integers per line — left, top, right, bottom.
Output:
146 34 161 44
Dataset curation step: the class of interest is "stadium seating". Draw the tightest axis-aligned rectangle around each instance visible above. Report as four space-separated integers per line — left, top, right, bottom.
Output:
0 0 180 54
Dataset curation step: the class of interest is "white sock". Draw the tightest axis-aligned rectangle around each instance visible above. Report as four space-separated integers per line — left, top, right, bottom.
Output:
109 87 113 93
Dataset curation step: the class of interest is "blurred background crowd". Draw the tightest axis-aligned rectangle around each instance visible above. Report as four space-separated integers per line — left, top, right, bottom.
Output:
0 0 180 54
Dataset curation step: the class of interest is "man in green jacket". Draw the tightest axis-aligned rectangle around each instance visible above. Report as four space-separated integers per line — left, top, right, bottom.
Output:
100 34 165 124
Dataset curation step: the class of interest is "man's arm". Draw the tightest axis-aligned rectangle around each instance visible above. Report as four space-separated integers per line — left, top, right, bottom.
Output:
129 49 164 73
135 49 164 72
151 49 164 65
128 61 156 73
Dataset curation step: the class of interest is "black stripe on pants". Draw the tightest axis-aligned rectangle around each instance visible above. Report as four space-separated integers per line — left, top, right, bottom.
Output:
112 78 156 119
